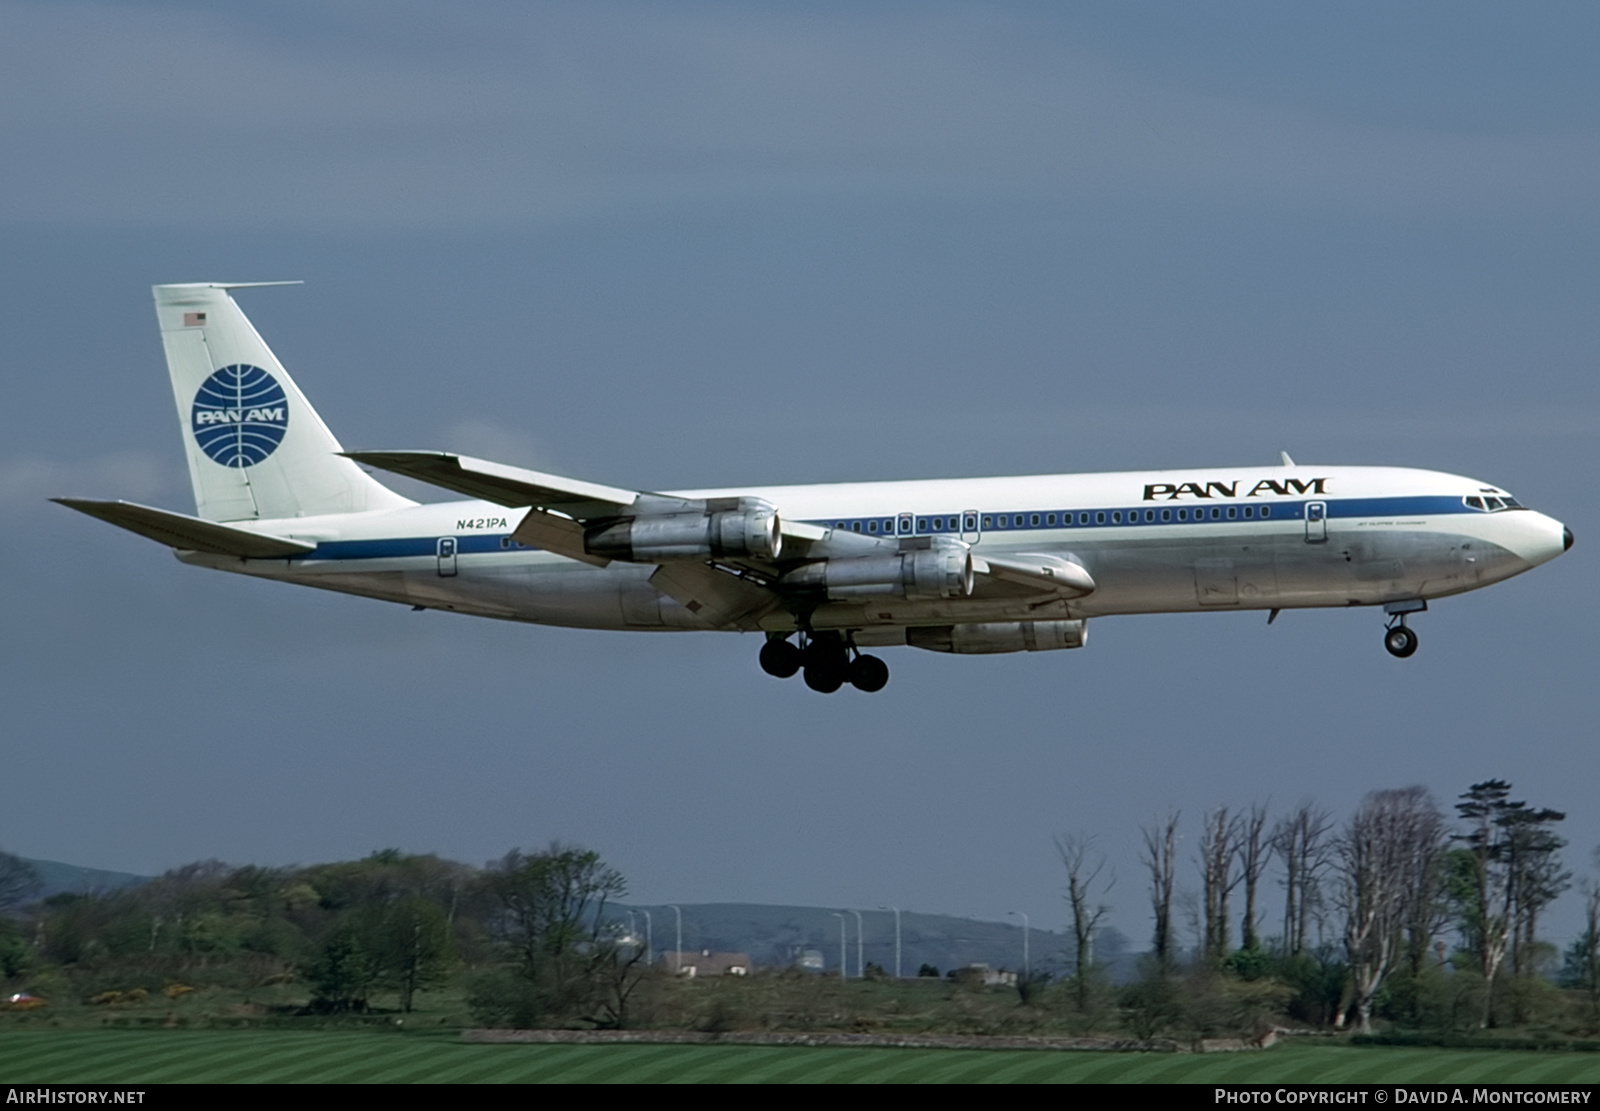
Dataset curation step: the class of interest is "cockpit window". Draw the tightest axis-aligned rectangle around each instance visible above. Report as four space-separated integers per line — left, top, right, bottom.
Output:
1465 494 1525 512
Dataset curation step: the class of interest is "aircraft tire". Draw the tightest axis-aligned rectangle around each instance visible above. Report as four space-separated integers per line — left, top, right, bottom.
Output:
803 663 845 693
849 654 889 693
1384 626 1419 658
760 638 802 678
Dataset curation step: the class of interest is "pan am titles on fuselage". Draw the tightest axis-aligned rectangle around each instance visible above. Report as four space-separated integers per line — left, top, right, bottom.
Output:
53 283 1574 694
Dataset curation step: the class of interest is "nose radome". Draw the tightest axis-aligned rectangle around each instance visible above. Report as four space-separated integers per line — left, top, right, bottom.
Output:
1565 526 1574 552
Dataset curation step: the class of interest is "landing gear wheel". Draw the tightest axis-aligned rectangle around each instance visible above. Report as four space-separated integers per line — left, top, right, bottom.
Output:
849 654 889 693
1384 625 1418 658
759 638 802 678
803 661 846 693
800 632 848 693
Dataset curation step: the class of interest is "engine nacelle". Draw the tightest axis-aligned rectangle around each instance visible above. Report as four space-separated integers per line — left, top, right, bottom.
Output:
907 620 1088 654
584 498 781 563
783 549 975 600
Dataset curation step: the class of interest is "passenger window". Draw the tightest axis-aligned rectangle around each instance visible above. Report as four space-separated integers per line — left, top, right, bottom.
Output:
1243 506 1254 519
1145 509 1155 522
1227 507 1237 519
1096 511 1106 524
851 521 862 532
868 520 878 533
1079 512 1089 525
1111 511 1121 524
1046 514 1056 526
1161 509 1171 522
1261 506 1271 518
1211 508 1221 520
1030 514 1040 527
1177 509 1187 521
982 516 993 528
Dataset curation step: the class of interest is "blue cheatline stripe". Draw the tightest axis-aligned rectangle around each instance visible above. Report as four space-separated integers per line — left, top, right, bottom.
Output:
295 495 1479 562
802 494 1474 538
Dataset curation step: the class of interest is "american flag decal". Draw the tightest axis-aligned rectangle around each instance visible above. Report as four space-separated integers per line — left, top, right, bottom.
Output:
183 312 206 326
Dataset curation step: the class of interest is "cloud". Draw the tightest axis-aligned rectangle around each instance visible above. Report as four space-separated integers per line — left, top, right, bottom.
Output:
2 2 1596 231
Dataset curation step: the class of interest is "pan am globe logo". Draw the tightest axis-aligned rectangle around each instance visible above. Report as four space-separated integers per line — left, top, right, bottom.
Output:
192 364 289 467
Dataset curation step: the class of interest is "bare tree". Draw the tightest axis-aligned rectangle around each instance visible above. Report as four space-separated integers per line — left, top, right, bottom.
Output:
1238 803 1271 953
1271 803 1335 958
1335 787 1448 1033
1056 833 1113 1010
1199 806 1242 964
1141 811 1181 974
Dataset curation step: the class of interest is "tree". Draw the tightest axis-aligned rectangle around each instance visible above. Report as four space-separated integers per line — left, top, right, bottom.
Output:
481 843 637 1026
377 896 454 1013
1198 806 1242 964
1237 803 1271 953
1271 803 1335 959
1558 876 1600 1027
1140 811 1180 975
1453 780 1567 1027
1056 833 1112 1011
1334 787 1447 1033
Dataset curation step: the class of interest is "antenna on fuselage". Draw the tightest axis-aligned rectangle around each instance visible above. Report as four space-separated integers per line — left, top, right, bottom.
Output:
1279 451 1296 467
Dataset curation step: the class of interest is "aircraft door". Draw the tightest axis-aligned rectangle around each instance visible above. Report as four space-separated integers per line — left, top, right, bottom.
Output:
1304 502 1327 544
960 510 981 544
437 536 458 576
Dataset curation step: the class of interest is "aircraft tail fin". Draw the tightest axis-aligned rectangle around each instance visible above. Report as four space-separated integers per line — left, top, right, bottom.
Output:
153 283 413 522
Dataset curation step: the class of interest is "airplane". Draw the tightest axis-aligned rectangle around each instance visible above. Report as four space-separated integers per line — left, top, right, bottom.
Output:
55 282 1574 694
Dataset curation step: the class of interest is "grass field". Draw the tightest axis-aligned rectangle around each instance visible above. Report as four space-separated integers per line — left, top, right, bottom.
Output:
4 1030 1600 1083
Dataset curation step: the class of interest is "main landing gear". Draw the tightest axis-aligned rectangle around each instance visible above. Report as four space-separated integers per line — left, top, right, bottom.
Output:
759 632 889 694
1382 600 1425 659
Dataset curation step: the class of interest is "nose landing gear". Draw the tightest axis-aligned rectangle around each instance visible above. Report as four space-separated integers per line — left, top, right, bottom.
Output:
1383 623 1418 658
760 632 889 693
1382 600 1426 658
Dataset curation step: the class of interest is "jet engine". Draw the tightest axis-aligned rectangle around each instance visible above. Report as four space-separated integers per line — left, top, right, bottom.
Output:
907 620 1088 654
584 497 781 562
782 548 975 600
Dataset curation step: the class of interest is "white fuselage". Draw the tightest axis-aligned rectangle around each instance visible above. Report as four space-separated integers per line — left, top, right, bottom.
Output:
182 463 1569 638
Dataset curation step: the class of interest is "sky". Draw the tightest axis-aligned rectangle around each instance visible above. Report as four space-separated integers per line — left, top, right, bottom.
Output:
2 1 1596 959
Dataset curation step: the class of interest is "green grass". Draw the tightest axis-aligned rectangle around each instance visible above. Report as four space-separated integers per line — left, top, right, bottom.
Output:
5 1031 1600 1083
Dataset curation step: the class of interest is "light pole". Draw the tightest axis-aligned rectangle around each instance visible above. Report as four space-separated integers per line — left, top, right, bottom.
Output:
668 905 682 974
831 912 846 981
879 906 902 979
1008 911 1030 980
849 909 863 978
639 909 653 967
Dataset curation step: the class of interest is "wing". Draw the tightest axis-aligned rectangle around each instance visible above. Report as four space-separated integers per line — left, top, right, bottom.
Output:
345 450 838 569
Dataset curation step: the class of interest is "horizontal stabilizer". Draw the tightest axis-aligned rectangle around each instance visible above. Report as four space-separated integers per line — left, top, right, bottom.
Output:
343 452 637 518
974 552 1096 597
52 499 315 558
